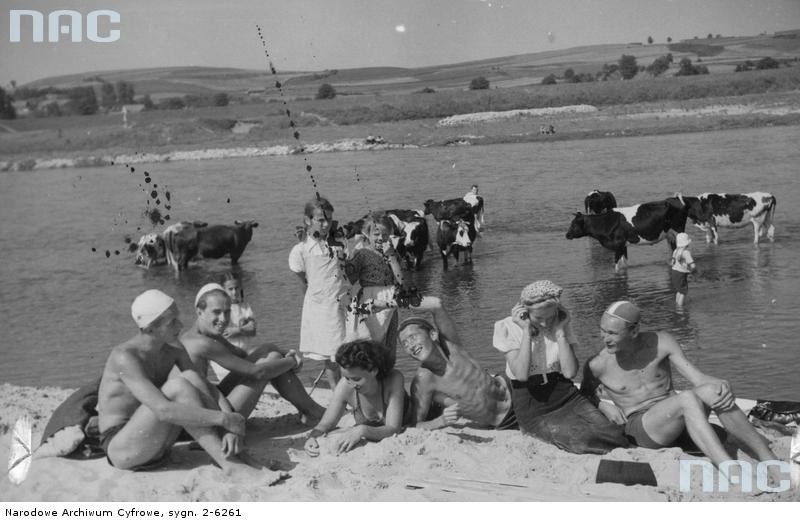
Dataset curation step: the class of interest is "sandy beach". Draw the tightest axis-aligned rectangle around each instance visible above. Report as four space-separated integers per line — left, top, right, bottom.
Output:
2 382 797 502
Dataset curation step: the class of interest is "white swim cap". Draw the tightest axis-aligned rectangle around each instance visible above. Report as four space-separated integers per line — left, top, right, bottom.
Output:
131 289 174 328
603 300 641 325
195 283 226 307
676 232 691 248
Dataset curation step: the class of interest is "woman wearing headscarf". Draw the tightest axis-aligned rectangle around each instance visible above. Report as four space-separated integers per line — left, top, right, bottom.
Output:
493 280 628 454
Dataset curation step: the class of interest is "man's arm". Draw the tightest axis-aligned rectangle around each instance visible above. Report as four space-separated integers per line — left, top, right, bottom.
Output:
662 331 734 409
115 350 239 432
410 296 461 345
580 355 626 424
195 338 297 380
579 356 601 406
173 346 235 414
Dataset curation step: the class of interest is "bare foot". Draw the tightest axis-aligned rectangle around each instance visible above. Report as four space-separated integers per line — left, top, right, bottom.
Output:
224 459 289 486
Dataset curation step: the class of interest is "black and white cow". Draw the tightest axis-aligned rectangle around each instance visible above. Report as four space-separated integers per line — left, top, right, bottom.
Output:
133 221 208 268
671 192 776 244
163 220 258 271
436 215 476 271
385 209 429 270
584 190 618 214
424 198 474 222
566 199 688 271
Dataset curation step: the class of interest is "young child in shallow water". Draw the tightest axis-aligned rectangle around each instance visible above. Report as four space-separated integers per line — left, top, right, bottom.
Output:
304 340 411 457
670 232 696 307
345 212 407 369
289 196 351 390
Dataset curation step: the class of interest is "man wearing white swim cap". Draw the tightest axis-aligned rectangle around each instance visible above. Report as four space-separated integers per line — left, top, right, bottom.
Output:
582 300 779 481
180 283 325 425
96 289 286 484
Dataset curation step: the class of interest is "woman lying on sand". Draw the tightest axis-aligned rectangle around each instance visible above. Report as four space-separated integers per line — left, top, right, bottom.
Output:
304 340 413 456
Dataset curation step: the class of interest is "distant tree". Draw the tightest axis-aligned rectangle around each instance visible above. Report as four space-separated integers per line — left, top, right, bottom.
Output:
100 82 117 110
541 73 557 85
158 97 185 110
140 94 154 110
469 76 490 90
667 36 672 43
183 94 201 107
564 68 575 81
756 56 780 70
212 92 230 106
67 86 98 115
666 53 673 63
10 80 16 91
647 36 653 45
707 33 713 39
417 87 436 93
715 34 722 38
647 55 671 76
618 54 639 79
675 57 709 76
316 83 337 99
0 87 17 119
115 81 135 105
40 101 61 117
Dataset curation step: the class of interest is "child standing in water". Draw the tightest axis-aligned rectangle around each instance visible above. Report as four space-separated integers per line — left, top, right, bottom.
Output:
345 212 407 370
289 196 351 390
670 232 696 307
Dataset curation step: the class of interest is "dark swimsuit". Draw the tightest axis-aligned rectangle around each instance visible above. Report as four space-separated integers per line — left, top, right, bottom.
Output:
353 381 413 427
100 424 170 471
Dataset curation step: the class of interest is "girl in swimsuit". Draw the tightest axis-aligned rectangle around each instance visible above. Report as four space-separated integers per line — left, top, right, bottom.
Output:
304 340 412 456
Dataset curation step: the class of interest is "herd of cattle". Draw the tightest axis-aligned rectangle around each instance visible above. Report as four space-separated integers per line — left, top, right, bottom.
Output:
132 188 775 275
132 195 486 272
570 189 777 271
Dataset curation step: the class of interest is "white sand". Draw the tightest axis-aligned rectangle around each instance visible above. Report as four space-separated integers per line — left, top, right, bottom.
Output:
2 383 797 502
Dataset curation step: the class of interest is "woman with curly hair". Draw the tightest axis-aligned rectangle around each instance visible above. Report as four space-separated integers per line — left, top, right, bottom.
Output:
304 340 412 456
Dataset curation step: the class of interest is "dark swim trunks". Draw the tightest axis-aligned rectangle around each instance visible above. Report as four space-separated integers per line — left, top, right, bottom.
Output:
494 375 518 431
623 409 665 449
670 269 689 294
100 424 170 471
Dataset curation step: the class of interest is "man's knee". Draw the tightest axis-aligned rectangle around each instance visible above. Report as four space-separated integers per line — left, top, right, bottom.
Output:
678 390 705 413
162 376 202 403
250 343 280 359
692 383 733 407
253 351 283 365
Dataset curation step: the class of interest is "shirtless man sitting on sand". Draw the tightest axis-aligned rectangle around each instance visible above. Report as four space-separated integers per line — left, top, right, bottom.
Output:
180 284 325 424
97 289 282 483
582 300 778 473
397 296 517 430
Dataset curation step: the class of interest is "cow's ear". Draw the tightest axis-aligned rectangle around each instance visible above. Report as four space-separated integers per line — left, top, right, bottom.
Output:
251 222 259 228
234 219 241 225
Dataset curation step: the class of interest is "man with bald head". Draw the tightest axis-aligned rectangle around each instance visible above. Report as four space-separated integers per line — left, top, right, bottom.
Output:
97 289 282 483
582 300 777 470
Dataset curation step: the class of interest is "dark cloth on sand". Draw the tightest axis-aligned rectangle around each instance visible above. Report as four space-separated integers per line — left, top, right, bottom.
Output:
510 373 629 454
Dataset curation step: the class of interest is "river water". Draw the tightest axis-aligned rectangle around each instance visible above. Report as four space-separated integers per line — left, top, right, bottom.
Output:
1 125 798 400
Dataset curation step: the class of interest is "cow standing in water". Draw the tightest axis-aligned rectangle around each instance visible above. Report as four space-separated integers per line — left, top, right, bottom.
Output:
163 220 259 271
436 216 476 271
385 209 429 270
670 192 776 244
566 199 688 272
584 190 617 214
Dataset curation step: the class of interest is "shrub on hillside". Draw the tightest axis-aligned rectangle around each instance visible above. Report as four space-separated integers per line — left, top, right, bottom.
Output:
67 86 98 115
0 87 16 119
675 57 709 76
212 93 230 106
416 87 437 94
469 76 490 90
316 83 336 99
647 54 673 77
756 57 780 70
157 97 185 110
541 74 557 85
619 55 639 79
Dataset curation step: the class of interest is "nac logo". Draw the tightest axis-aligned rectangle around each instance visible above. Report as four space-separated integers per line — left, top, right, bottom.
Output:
9 9 120 43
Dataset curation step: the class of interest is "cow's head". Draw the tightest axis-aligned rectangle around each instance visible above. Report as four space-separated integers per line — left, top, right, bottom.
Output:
403 220 423 247
565 212 587 239
234 220 259 242
133 232 166 268
423 199 435 215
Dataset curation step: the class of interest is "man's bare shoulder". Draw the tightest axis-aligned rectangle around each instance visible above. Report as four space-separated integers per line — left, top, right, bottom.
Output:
180 329 219 355
589 350 613 375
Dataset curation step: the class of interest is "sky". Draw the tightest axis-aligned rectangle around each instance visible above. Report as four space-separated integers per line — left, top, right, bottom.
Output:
1 0 799 86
